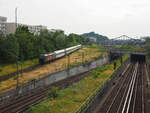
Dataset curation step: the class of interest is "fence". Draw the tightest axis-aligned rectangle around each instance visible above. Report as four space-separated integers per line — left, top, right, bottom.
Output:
75 58 130 113
0 55 109 101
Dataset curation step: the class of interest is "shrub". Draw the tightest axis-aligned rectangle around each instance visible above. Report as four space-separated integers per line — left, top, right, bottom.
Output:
0 66 2 72
92 71 99 79
29 78 36 82
48 87 59 99
13 75 18 80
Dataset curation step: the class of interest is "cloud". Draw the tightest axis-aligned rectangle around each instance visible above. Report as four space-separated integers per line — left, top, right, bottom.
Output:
0 0 150 38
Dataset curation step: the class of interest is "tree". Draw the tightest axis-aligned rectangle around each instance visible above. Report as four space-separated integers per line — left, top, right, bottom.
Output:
0 34 19 63
16 26 30 34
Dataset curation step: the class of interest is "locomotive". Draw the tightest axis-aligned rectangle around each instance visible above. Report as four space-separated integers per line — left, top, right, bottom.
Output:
39 45 82 64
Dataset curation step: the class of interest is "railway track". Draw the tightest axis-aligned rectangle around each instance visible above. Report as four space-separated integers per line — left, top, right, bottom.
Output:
0 67 95 113
95 62 145 113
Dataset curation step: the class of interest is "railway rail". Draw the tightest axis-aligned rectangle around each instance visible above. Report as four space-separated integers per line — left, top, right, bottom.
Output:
95 62 145 113
0 65 97 113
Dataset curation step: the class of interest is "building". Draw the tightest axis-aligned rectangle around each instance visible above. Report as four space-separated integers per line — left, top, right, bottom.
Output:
48 29 63 32
4 23 47 35
0 16 7 35
0 16 47 35
89 37 97 43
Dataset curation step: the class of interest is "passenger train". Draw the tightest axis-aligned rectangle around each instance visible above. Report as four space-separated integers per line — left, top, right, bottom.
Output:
39 45 82 64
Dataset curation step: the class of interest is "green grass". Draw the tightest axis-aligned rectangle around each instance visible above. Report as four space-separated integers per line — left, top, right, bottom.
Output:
27 55 129 113
0 59 39 77
115 46 145 51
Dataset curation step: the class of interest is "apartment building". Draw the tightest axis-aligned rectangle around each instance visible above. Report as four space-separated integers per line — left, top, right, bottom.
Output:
5 23 47 35
0 16 7 35
0 16 47 35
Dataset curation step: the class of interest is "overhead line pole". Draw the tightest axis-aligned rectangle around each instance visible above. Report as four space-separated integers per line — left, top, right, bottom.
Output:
15 7 20 89
15 7 17 29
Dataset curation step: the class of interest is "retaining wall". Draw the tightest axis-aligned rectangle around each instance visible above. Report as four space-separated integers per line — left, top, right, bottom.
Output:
0 55 109 101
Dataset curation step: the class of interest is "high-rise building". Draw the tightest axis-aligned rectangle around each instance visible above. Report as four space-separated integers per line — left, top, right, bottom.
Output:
0 16 7 35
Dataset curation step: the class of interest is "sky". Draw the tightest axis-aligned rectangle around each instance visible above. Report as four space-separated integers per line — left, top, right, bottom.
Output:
0 0 150 38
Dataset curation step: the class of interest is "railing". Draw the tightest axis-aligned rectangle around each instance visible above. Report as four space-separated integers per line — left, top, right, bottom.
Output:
101 49 147 55
74 58 129 113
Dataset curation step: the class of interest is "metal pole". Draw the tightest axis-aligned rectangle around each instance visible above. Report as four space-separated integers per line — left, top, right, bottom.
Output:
16 61 19 89
68 55 70 70
15 7 17 29
82 52 84 65
21 63 23 77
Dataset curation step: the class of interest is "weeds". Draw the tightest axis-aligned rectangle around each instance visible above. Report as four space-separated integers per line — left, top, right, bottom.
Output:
48 87 59 99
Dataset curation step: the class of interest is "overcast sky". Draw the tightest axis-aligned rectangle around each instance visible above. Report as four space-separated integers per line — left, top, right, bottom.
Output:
0 0 150 38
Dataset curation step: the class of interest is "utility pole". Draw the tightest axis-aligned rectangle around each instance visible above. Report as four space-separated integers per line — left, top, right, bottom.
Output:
68 54 70 70
15 7 18 29
15 7 19 89
16 61 19 89
82 52 84 65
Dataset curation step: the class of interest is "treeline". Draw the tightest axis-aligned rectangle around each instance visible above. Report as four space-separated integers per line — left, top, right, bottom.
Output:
0 26 90 64
82 32 109 41
143 36 150 58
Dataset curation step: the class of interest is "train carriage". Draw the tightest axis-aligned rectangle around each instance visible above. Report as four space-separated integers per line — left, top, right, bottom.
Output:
39 44 82 64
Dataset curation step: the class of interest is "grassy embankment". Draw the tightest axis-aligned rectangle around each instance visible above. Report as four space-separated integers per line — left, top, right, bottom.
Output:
115 45 145 51
0 59 39 77
27 54 129 113
0 45 106 94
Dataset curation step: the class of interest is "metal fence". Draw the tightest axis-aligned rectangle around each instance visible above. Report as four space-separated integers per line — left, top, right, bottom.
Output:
75 58 130 113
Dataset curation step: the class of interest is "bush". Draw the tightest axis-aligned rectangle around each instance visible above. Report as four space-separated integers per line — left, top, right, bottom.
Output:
48 87 59 99
0 66 2 72
28 78 36 82
13 75 18 80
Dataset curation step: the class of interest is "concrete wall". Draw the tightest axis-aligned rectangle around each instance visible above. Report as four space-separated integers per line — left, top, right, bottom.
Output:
0 55 109 101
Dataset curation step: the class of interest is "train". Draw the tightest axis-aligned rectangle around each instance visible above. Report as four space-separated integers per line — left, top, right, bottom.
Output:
39 44 82 64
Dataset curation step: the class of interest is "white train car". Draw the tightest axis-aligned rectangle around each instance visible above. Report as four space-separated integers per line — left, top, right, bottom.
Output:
39 44 82 64
55 49 65 59
66 45 82 54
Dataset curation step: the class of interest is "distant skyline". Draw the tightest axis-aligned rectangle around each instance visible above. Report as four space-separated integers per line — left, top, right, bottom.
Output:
0 0 150 38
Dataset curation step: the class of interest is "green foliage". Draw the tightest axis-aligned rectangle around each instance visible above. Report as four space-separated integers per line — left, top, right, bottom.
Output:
16 26 30 34
0 66 2 72
27 102 51 113
143 37 150 60
82 32 109 43
0 34 19 63
91 65 110 79
48 87 59 99
13 75 18 80
28 78 36 82
115 45 145 51
0 27 90 64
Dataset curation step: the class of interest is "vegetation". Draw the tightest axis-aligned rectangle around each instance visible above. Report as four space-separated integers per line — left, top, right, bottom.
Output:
27 55 129 113
0 66 2 72
48 87 59 99
82 32 109 42
0 59 39 77
0 26 90 64
115 45 145 51
143 37 150 60
0 46 104 94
